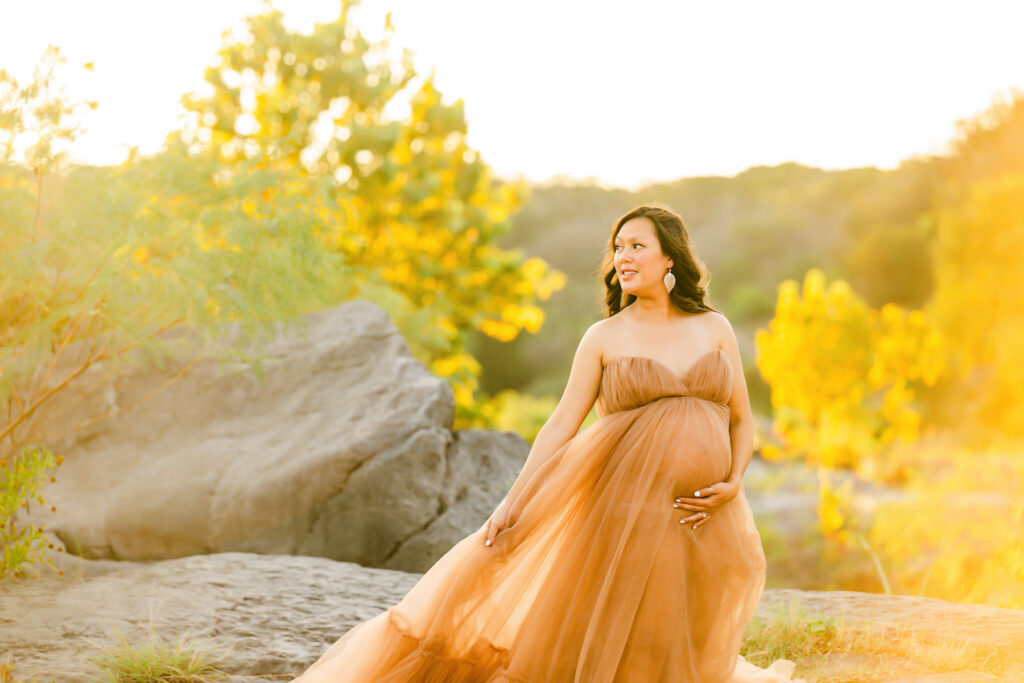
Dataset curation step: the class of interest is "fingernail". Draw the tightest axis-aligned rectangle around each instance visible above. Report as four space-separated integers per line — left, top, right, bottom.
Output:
485 539 491 546
693 491 702 497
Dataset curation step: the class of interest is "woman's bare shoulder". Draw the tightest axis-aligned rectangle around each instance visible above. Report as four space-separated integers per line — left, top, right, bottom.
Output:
704 309 731 327
583 316 613 345
703 310 739 350
701 309 730 328
577 316 625 367
681 310 733 349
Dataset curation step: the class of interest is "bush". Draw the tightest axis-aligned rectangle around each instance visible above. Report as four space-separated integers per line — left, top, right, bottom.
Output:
0 444 64 580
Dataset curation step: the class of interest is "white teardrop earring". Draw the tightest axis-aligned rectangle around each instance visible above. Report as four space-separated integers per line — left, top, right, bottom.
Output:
663 267 676 293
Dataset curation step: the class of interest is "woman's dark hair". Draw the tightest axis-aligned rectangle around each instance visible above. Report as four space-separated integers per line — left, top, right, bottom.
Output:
600 202 721 318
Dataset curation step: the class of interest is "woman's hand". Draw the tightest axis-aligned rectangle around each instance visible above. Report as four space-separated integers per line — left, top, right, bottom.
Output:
672 480 740 529
483 499 512 547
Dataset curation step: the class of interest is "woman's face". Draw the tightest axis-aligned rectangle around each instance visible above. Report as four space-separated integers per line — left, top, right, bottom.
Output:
613 217 672 294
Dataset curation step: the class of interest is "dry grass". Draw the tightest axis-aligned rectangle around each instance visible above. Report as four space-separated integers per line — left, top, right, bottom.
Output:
741 596 1016 682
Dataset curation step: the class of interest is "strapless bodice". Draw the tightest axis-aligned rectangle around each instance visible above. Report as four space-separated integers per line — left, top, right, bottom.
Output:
596 347 733 417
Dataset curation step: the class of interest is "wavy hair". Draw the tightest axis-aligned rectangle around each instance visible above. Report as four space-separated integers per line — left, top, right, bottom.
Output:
600 202 720 318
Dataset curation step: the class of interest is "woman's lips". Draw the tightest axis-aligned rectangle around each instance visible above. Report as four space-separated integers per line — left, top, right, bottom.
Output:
620 270 638 281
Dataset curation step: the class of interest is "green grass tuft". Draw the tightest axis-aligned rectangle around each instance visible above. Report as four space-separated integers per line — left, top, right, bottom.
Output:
86 622 231 683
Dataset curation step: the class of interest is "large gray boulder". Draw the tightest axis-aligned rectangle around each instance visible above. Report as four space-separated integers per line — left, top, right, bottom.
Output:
27 300 527 572
2 552 1022 683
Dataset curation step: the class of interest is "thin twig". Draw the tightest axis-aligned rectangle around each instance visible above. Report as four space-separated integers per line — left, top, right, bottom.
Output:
0 343 107 444
37 306 91 404
37 348 204 445
1 318 183 445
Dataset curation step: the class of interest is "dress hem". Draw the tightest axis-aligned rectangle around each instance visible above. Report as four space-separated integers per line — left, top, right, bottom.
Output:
386 608 532 683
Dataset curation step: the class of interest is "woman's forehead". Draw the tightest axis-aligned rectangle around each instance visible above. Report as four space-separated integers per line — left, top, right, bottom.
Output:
616 219 655 241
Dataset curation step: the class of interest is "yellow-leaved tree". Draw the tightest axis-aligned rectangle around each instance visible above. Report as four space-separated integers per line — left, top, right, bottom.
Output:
177 1 566 427
755 268 944 475
755 268 947 597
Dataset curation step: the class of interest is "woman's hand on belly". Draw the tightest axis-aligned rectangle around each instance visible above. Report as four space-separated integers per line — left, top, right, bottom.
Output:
671 480 740 529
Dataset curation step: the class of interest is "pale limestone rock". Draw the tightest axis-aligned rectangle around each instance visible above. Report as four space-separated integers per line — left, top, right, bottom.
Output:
26 301 526 572
2 553 1023 683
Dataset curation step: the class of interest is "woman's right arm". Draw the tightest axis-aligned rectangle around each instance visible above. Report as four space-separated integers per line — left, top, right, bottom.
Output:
484 322 606 545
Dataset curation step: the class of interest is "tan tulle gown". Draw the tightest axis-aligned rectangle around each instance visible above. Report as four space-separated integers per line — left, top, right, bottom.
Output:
291 347 805 682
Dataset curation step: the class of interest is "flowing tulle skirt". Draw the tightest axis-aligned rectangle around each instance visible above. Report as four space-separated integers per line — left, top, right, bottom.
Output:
292 352 804 682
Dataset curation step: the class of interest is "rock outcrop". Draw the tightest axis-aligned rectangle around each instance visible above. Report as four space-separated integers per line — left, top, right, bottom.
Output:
2 552 1022 683
26 300 527 572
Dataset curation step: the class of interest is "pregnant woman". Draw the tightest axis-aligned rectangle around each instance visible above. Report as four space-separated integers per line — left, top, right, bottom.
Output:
291 203 805 682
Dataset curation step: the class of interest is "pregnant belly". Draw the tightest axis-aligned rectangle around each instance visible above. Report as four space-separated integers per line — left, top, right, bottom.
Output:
654 403 733 499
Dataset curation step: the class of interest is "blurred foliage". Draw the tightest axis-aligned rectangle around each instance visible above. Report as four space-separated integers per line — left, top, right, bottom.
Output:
837 157 942 309
487 389 601 446
489 391 558 445
750 89 1024 608
931 182 1024 441
749 89 1024 461
754 268 943 474
0 134 360 459
926 157 1024 442
177 1 566 426
866 441 1024 608
796 441 1024 609
1 68 364 582
939 87 1024 192
0 44 97 173
0 34 340 457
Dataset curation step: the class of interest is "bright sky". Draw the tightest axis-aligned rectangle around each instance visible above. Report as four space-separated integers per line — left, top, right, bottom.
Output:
2 0 1022 189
